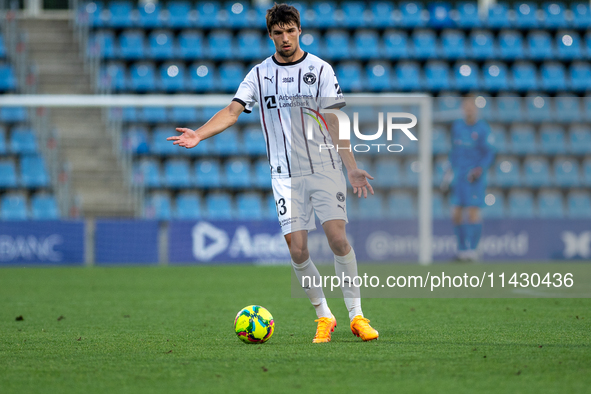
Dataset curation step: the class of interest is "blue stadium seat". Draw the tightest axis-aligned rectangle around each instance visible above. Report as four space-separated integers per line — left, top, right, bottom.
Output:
554 157 580 187
585 32 591 59
523 157 551 187
342 1 368 28
483 189 505 218
353 30 380 60
525 95 553 123
567 190 591 218
31 194 59 220
540 125 567 155
371 2 394 28
432 127 451 154
174 193 202 219
399 2 426 28
335 62 363 92
223 1 251 29
357 191 384 219
212 127 241 156
263 193 277 219
158 63 186 92
468 30 496 59
487 3 510 28
382 30 411 60
83 1 105 27
543 2 568 28
569 126 591 155
0 107 27 123
585 97 591 122
366 62 392 92
243 127 267 156
107 1 134 28
428 2 454 28
251 2 271 29
20 155 50 188
164 159 192 189
514 2 540 29
499 30 525 60
424 61 451 91
252 159 271 188
483 62 509 91
541 62 567 92
496 95 523 122
144 192 172 220
432 192 447 219
129 62 156 92
571 3 591 29
455 2 482 28
510 62 538 92
133 159 161 188
554 96 582 123
0 127 6 154
207 30 234 60
194 159 222 188
219 62 245 93
508 190 535 218
0 64 17 92
570 62 591 93
141 106 168 123
165 1 193 28
493 157 521 187
10 127 37 155
441 30 467 59
236 30 263 61
151 127 180 155
583 159 591 186
169 107 198 123
402 159 420 187
195 1 221 29
436 94 461 113
148 30 175 60
1 194 28 220
236 193 263 219
309 1 338 28
489 125 507 153
0 34 6 58
557 32 583 60
206 192 234 220
300 31 320 54
100 62 127 92
411 30 438 59
137 1 162 28
395 62 422 91
387 192 416 218
178 31 204 60
510 125 537 155
538 189 565 218
188 62 216 92
453 61 480 91
118 30 145 60
324 30 351 60
0 160 17 188
374 158 402 188
527 31 554 60
88 30 116 59
225 158 251 188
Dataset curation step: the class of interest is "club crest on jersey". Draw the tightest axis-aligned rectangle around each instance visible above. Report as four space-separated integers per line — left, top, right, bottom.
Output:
303 72 316 85
336 192 345 202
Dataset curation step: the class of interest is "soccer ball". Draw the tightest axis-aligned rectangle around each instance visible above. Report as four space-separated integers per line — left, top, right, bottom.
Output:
234 305 274 344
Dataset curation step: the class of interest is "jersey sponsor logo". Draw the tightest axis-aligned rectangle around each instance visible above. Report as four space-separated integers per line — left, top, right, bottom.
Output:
264 75 274 83
282 77 294 83
264 95 277 109
336 192 345 202
303 72 316 85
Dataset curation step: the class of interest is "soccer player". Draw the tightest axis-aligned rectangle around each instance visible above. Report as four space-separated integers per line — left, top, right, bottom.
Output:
448 96 495 261
167 4 379 343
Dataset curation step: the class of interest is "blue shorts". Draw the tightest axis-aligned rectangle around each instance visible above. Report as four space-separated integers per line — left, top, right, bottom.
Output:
451 173 487 207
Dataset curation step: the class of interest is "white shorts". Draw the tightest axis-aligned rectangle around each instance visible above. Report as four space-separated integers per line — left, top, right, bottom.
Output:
272 169 349 235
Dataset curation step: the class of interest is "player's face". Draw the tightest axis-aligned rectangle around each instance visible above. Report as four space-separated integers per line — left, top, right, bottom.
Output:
462 98 478 124
269 22 301 59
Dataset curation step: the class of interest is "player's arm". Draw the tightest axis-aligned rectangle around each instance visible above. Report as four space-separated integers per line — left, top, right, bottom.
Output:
167 101 244 148
468 123 495 182
325 113 374 198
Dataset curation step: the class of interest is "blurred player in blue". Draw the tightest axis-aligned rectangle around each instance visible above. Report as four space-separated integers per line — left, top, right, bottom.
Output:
446 96 495 261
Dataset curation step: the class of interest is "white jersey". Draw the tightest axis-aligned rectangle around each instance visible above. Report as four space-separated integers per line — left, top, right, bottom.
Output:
232 52 346 178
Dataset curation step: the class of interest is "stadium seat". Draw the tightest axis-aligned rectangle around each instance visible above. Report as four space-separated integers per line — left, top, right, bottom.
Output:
151 128 180 155
581 157 591 185
493 157 521 187
382 30 411 60
399 1 426 28
211 127 241 156
10 127 37 155
514 2 540 29
169 107 198 123
432 126 451 155
453 61 480 91
436 94 461 113
324 30 351 60
411 30 438 60
357 191 384 219
424 61 451 91
584 97 591 122
129 62 156 92
483 62 509 91
373 158 403 188
106 1 134 28
243 127 267 156
178 31 204 60
174 193 202 219
20 155 50 188
496 95 523 122
0 107 27 123
0 64 17 92
0 127 6 154
570 62 591 93
387 192 416 218
195 1 221 29
138 1 162 28
557 32 583 60
543 2 568 28
88 30 116 59
567 190 591 218
523 157 551 187
141 106 168 123
225 158 251 189
569 126 591 155
164 159 192 188
165 1 193 28
365 62 392 92
341 1 369 29
487 3 510 28
263 193 277 219
498 30 525 60
236 30 263 61
539 125 567 155
0 160 17 188
148 30 175 60
118 30 146 60
252 2 271 29
207 30 234 60
571 2 591 29
538 189 565 218
554 157 580 187
371 2 394 28
133 159 161 188
510 62 538 92
236 193 263 219
526 31 554 60
194 159 223 188
223 1 251 29
188 62 216 92
206 192 234 220
353 30 380 60
82 1 105 28
310 1 338 29
510 125 537 155
554 96 582 123
252 159 271 188
1 193 28 220
508 190 535 218
120 107 138 122
31 194 59 220
144 192 172 220
432 192 447 219
219 62 245 93
336 62 364 92
402 159 421 187
525 95 553 123
468 30 496 59
489 125 507 153
300 31 321 54
482 189 505 218
540 62 568 92
100 62 127 92
158 63 186 92
395 62 422 91
455 2 482 28
428 2 454 28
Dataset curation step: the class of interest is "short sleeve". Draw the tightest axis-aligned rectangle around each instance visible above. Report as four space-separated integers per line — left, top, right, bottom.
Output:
318 63 346 110
232 67 258 114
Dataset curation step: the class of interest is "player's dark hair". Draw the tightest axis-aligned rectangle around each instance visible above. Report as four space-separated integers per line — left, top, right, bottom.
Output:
266 3 301 33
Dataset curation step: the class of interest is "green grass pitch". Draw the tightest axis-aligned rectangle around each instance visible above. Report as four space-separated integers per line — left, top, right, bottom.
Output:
1 265 590 394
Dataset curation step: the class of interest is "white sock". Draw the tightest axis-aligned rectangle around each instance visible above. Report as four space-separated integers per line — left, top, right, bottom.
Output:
292 257 332 319
334 247 363 321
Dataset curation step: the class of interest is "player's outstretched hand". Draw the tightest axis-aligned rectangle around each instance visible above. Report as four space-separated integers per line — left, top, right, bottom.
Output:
348 168 374 198
467 167 483 183
167 128 201 149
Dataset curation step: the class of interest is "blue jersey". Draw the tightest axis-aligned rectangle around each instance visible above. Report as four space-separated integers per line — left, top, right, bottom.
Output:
449 119 495 176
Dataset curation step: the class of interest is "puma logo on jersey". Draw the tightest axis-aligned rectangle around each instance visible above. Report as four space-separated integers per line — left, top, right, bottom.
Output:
264 76 274 83
337 204 346 212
